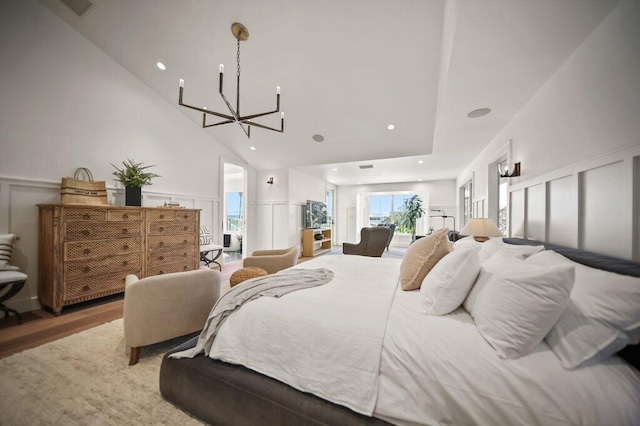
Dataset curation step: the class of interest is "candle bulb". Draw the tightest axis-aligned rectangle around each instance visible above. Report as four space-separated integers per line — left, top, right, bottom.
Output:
281 112 284 119
276 86 280 95
179 79 184 88
219 64 224 73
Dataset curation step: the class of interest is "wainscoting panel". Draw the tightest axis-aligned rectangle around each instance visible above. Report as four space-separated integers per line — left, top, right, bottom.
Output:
510 188 525 238
272 203 290 249
509 145 640 261
0 176 219 313
547 175 577 247
526 183 546 242
581 160 628 259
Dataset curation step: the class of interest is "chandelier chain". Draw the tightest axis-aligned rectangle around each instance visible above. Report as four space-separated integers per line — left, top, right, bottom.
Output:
236 39 241 79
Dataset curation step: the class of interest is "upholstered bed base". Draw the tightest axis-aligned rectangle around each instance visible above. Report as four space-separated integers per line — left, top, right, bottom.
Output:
160 238 640 425
160 337 391 425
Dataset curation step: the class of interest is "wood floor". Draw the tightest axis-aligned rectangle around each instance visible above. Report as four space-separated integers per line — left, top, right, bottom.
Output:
0 260 244 359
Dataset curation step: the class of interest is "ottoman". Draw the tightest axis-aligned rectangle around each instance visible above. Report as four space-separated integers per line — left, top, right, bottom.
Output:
230 267 268 287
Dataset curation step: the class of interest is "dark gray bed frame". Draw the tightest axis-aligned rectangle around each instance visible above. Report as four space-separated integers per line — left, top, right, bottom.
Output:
160 238 640 425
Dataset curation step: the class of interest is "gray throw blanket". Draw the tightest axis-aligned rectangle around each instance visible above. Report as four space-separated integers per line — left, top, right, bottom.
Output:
170 267 334 359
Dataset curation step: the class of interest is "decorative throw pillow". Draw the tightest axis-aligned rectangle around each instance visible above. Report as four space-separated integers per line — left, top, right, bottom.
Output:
478 241 544 263
199 226 212 245
0 234 20 271
463 250 575 359
525 250 640 369
419 246 481 315
399 228 451 291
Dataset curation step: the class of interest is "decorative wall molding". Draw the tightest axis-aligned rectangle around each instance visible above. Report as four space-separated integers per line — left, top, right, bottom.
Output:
0 175 220 313
507 144 640 261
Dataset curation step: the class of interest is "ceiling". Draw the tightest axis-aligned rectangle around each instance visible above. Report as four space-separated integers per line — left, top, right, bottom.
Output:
40 0 619 185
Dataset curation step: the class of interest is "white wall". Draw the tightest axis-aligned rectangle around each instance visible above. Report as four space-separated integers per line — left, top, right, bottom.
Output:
337 180 457 244
456 0 640 260
0 0 249 312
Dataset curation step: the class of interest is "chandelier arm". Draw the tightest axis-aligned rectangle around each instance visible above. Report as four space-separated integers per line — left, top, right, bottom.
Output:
243 119 284 133
239 109 280 121
203 113 234 128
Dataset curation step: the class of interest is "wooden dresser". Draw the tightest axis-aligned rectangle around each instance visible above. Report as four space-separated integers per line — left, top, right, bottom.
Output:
37 204 200 315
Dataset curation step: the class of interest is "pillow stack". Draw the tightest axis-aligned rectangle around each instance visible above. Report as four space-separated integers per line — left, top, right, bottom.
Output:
526 250 640 369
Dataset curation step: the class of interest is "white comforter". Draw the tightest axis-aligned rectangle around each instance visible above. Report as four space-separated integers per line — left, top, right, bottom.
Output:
212 256 640 425
210 255 400 415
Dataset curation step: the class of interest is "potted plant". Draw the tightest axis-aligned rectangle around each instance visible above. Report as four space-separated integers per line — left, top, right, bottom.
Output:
111 159 161 206
399 195 425 241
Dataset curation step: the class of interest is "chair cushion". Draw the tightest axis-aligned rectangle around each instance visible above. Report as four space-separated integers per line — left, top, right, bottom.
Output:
0 270 28 284
0 234 19 271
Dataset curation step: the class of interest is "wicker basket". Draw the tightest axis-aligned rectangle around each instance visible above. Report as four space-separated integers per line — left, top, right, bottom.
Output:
230 267 268 287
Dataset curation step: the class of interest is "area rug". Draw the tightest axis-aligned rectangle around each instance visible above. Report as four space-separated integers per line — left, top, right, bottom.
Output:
0 319 204 425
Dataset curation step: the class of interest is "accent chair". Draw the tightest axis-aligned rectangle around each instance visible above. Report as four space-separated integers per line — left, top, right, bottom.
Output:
242 245 300 274
343 227 391 257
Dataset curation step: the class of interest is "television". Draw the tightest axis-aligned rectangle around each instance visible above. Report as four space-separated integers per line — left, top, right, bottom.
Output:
305 200 327 229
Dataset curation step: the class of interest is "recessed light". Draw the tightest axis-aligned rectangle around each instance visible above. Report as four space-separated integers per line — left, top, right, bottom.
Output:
467 108 491 118
418 160 424 164
332 168 338 172
418 179 423 182
156 62 166 71
312 134 325 142
387 124 395 130
358 182 362 185
250 146 256 151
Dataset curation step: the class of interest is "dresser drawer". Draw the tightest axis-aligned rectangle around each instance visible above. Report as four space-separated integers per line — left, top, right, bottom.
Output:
65 253 141 280
147 210 175 221
146 261 194 277
64 208 108 222
147 234 198 252
65 222 142 241
147 222 196 235
64 270 136 304
108 210 142 222
64 237 141 261
147 248 197 267
175 211 198 221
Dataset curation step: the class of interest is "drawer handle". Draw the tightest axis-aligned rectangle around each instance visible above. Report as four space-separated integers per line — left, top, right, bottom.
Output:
183 252 187 257
122 228 129 234
83 214 90 219
183 226 188 231
123 244 129 250
159 256 164 261
183 265 188 270
159 241 165 247
123 214 129 219
183 214 188 219
83 266 90 273
159 214 165 219
83 248 91 255
81 230 90 236
159 270 164 275
159 227 164 232
183 239 188 244
82 285 90 292
122 261 128 266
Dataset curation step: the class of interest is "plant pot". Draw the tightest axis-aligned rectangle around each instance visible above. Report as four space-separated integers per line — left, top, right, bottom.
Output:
125 186 142 206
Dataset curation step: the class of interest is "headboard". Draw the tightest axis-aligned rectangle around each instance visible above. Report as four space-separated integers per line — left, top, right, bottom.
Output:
504 238 640 370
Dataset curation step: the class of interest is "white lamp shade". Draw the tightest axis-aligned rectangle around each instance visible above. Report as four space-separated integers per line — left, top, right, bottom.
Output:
460 218 503 238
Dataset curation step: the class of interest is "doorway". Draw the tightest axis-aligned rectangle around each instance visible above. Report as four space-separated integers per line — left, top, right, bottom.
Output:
222 161 247 263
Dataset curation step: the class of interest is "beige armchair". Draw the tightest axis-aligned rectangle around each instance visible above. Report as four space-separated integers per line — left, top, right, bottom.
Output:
343 227 391 257
124 268 220 366
242 245 300 274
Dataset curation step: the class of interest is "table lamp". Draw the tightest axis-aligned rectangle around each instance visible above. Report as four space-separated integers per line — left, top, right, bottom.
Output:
460 218 503 242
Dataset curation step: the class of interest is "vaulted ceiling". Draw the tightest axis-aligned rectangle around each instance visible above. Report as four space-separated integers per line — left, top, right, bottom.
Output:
40 0 619 185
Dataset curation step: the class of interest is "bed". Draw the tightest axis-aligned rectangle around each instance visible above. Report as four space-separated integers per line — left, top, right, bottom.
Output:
160 237 640 425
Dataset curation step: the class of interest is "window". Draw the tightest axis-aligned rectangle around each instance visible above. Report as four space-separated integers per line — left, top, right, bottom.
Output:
462 180 473 227
326 190 334 226
369 193 413 229
497 160 508 236
226 191 243 232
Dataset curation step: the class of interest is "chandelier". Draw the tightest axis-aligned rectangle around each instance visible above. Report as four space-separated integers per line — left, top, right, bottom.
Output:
178 22 284 138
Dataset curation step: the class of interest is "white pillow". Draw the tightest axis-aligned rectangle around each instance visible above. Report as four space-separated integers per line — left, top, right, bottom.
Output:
478 241 545 263
463 250 575 359
419 246 481 316
0 234 19 271
525 250 640 368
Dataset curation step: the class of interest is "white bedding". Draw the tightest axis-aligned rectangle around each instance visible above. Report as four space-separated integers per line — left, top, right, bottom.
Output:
212 255 640 425
209 255 400 415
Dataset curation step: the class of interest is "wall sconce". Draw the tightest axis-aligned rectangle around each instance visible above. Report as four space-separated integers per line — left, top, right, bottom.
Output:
498 162 521 178
267 177 274 184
